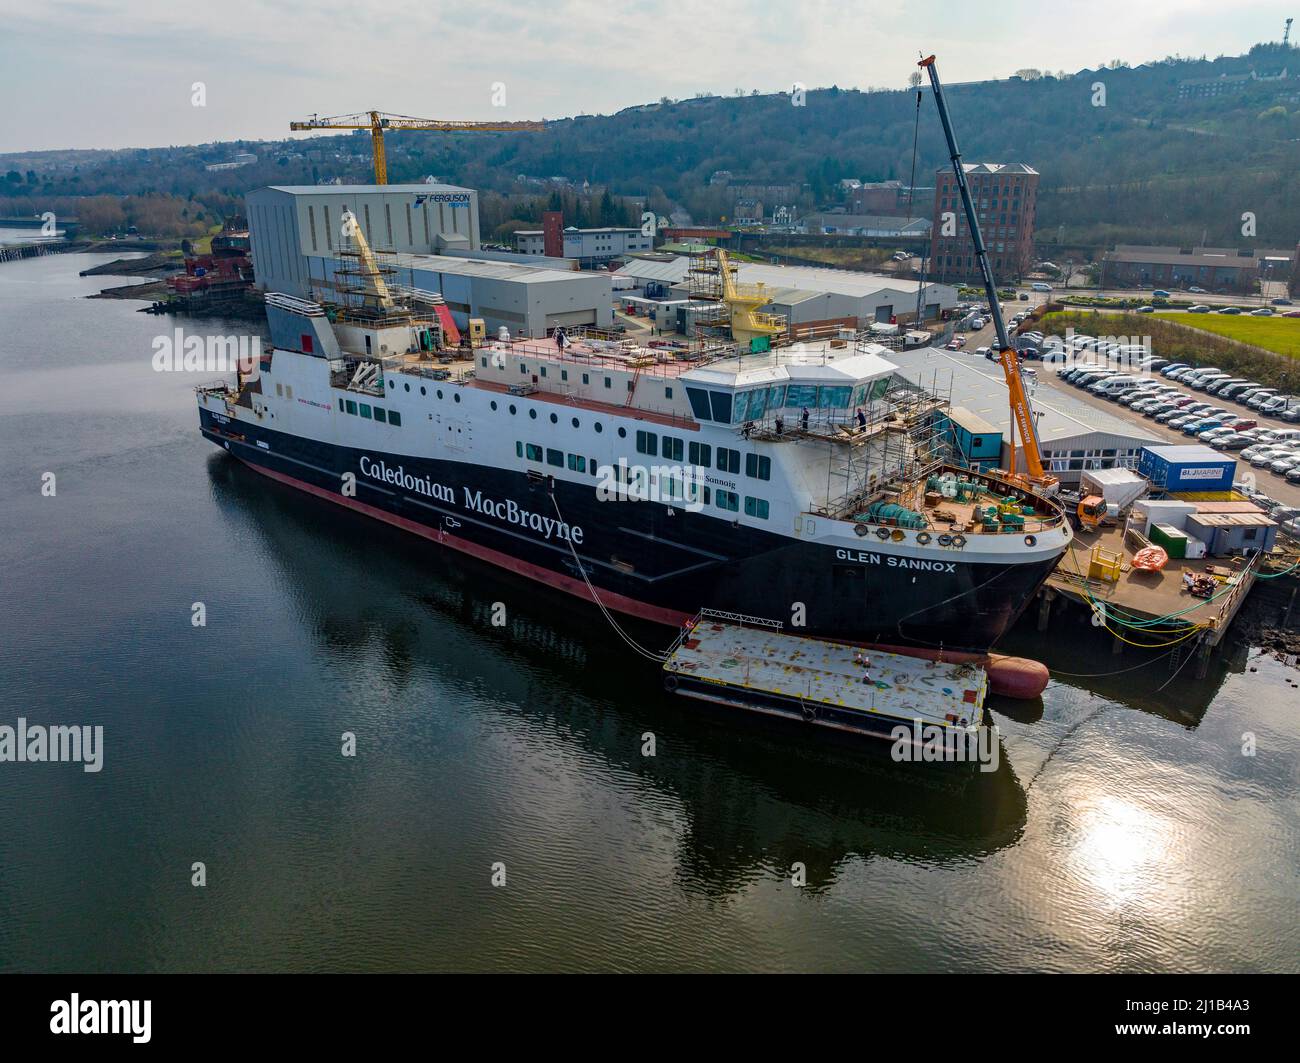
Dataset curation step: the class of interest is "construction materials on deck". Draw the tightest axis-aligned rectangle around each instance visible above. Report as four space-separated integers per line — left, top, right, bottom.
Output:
662 612 988 742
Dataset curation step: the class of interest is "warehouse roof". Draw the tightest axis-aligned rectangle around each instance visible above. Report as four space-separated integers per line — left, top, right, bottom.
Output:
315 250 599 285
616 255 952 298
888 347 1162 447
260 183 474 195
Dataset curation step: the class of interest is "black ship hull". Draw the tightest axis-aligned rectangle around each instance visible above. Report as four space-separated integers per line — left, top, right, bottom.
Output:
201 410 1060 654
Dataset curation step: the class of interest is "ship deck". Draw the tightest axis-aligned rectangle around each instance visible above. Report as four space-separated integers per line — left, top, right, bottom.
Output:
664 618 988 727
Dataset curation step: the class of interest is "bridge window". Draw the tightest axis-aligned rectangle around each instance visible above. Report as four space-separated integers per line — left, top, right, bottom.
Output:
709 391 733 423
685 387 712 420
745 454 771 480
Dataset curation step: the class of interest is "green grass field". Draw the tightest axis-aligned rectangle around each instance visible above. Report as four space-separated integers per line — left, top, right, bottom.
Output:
1155 312 1300 359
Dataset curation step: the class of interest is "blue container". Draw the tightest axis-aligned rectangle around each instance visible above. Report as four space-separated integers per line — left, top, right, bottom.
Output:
1138 445 1236 493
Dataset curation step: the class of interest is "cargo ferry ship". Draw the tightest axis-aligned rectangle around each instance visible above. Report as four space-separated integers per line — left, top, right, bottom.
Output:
197 218 1070 654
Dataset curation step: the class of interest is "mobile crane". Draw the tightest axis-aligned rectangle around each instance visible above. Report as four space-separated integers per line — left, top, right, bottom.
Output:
917 55 1058 495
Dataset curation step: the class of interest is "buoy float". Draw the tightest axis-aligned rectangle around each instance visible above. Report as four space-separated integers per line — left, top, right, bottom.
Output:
985 654 1050 699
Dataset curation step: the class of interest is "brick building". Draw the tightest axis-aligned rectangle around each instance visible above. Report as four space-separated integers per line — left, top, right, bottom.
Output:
929 163 1038 284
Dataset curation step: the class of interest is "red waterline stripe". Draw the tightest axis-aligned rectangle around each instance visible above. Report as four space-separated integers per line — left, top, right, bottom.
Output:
237 457 693 629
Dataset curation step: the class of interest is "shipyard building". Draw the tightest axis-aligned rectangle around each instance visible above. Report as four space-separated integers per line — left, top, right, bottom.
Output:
246 184 612 335
889 346 1161 486
616 256 957 333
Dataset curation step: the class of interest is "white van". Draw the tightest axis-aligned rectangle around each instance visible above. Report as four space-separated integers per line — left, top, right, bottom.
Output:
1092 375 1140 395
1031 282 1053 293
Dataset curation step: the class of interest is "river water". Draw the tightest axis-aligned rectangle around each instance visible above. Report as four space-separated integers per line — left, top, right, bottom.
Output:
0 251 1296 972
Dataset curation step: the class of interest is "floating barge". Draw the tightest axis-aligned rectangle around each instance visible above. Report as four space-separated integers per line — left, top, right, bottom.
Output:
663 610 988 742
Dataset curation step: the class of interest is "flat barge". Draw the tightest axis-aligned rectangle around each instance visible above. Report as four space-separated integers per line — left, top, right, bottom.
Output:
663 610 989 743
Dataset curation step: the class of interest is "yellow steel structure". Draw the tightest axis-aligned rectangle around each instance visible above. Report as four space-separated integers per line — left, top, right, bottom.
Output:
338 209 394 311
712 249 787 346
289 111 546 185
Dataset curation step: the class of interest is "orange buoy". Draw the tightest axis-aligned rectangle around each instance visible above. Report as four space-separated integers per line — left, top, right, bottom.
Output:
985 654 1050 699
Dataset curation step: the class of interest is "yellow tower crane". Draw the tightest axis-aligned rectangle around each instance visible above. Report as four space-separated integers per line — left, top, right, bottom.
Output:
289 111 547 185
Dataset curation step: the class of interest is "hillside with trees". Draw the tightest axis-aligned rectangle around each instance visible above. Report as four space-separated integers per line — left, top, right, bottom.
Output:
3 42 1299 251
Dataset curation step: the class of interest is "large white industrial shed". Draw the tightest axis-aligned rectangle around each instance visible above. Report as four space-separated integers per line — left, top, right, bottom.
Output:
247 184 482 297
615 256 958 324
246 184 611 335
888 346 1162 486
305 251 613 336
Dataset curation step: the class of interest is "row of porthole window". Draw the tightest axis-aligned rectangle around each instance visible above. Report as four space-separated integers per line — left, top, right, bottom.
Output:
338 397 402 426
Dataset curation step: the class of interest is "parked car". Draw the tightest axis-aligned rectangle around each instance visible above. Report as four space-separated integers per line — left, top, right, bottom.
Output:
1217 306 1243 315
1135 305 1155 313
1283 407 1300 424
1182 418 1226 435
1152 290 1171 299
1249 308 1274 316
975 346 991 358
1214 433 1254 450
1189 286 1207 293
1187 305 1212 313
1271 298 1293 306
1286 468 1300 485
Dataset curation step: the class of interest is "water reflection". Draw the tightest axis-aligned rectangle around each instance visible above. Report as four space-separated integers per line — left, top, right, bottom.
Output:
208 453 1030 897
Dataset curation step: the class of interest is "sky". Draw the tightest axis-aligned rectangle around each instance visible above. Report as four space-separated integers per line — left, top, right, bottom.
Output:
0 0 1292 154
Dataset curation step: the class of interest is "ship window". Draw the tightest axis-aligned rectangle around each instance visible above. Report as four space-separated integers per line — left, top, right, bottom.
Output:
509 405 517 415
702 486 711 505
525 444 543 461
389 411 401 427
618 427 627 438
561 370 569 381
547 448 563 467
437 390 443 400
540 367 547 378
746 454 771 480
716 490 739 512
338 398 344 411
404 382 411 392
571 417 580 428
662 436 684 462
605 376 612 389
374 407 387 423
590 457 598 475
709 391 733 423
685 387 712 421
594 422 603 433
454 394 460 403
582 374 589 385
285 386 292 400
420 386 426 396
275 383 283 397
520 364 527 374
550 413 558 424
717 448 740 474
744 496 770 519
481 357 488 368
491 401 498 411
516 441 523 457
345 400 357 415
567 454 586 473
636 430 658 456
359 404 372 419
665 386 673 399
529 409 537 420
